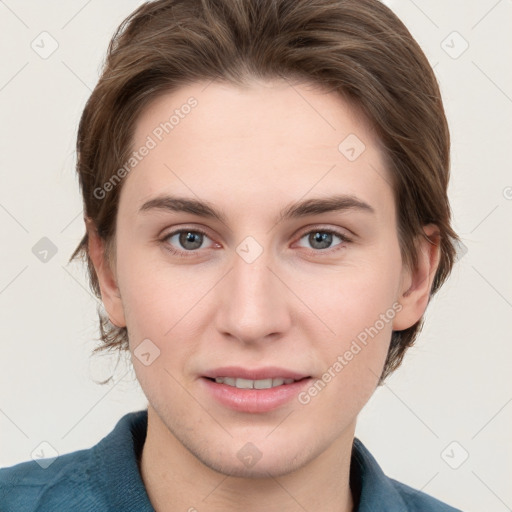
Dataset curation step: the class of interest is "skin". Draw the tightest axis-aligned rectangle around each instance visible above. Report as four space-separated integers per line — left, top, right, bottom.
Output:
87 79 440 512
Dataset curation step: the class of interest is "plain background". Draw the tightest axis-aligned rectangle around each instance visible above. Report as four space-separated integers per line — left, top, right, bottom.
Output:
0 1 511 511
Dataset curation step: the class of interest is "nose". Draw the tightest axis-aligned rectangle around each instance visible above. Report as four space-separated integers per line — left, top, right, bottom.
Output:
213 245 292 345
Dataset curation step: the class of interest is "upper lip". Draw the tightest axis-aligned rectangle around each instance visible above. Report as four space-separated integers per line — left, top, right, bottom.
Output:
202 366 310 381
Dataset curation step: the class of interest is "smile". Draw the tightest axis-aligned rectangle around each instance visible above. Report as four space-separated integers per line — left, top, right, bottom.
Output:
212 377 297 389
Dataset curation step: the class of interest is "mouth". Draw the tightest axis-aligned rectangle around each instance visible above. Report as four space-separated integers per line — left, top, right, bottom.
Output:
200 366 313 413
204 376 308 389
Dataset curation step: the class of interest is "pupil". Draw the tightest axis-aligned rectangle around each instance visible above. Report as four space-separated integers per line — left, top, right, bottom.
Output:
180 231 202 250
311 232 331 249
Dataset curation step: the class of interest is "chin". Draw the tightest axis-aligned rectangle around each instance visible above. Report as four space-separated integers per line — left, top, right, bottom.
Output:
193 430 319 479
199 449 308 479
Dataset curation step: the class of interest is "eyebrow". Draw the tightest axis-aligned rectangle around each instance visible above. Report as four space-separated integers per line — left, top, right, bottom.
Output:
139 193 375 224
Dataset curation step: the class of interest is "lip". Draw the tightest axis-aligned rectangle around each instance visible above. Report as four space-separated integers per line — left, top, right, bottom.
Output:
200 366 312 413
202 366 309 381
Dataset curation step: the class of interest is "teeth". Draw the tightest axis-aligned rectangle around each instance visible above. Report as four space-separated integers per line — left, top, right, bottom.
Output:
214 377 296 389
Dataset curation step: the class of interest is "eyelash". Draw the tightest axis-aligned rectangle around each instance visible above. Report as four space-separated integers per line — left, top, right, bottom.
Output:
160 226 352 258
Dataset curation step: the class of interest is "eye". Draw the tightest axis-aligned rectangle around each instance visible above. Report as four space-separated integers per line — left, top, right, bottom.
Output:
161 228 215 256
160 226 352 258
296 228 351 253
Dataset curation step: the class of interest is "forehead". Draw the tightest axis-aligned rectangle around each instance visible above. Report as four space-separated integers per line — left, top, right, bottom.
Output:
121 79 393 220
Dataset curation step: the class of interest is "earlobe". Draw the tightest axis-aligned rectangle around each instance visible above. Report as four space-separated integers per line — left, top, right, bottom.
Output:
392 224 441 331
85 218 126 328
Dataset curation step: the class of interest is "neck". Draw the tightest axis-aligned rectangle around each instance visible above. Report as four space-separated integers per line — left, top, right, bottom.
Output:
140 406 355 512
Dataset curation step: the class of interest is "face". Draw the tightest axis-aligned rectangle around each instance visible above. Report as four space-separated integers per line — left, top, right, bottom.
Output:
96 79 421 477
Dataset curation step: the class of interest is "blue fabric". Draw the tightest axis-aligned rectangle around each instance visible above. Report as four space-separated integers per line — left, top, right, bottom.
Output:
0 410 463 511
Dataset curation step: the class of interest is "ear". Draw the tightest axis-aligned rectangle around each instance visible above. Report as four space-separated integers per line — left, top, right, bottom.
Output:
392 224 441 331
86 218 126 328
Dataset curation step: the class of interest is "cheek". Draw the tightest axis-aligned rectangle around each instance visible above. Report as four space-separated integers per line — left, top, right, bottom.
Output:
304 257 401 341
296 274 398 423
300 253 402 395
115 243 213 357
121 276 199 349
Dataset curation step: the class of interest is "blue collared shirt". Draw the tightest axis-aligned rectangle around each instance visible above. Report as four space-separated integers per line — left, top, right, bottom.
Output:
0 410 463 511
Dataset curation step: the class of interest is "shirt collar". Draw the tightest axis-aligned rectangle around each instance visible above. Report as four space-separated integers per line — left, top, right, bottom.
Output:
351 437 408 511
92 410 154 511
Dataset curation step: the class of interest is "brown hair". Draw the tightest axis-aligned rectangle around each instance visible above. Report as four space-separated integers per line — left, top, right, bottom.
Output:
70 0 459 384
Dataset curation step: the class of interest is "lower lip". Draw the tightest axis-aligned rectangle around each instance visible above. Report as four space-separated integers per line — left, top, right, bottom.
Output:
200 377 312 413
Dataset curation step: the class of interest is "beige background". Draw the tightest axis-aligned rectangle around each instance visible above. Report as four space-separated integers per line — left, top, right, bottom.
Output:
1 1 511 510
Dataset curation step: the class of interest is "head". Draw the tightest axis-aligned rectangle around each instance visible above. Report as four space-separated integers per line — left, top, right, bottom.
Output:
70 0 458 476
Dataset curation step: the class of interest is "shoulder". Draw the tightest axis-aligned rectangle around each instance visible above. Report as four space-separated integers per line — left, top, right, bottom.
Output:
0 410 150 512
389 477 463 511
0 446 105 512
351 437 464 512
